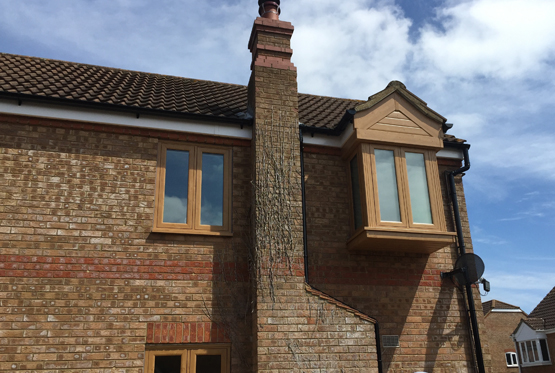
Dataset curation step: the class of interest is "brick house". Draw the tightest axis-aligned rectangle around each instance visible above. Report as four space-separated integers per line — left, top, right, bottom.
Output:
511 287 555 372
0 1 491 372
482 300 526 372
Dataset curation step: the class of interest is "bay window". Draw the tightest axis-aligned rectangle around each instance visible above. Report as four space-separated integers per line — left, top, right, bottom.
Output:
347 144 455 253
518 338 551 366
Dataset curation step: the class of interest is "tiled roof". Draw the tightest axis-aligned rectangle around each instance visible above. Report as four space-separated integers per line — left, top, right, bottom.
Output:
523 317 546 331
0 53 249 121
528 286 555 330
482 299 522 314
0 53 463 138
0 53 362 130
299 94 364 130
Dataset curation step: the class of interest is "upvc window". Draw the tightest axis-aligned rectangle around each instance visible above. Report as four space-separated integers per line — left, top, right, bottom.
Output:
146 345 230 373
154 142 232 235
505 352 518 367
349 144 444 231
518 339 551 366
347 144 453 253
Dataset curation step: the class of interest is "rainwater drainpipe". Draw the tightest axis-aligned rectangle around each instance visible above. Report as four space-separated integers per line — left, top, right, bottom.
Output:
299 125 383 373
447 144 485 373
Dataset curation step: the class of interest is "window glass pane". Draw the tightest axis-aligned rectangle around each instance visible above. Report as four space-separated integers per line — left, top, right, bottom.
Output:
375 149 401 222
540 339 550 361
164 150 189 223
155 355 182 373
520 342 528 363
196 354 221 373
512 353 518 365
201 153 224 226
406 152 433 224
505 353 512 366
527 340 535 362
350 156 363 229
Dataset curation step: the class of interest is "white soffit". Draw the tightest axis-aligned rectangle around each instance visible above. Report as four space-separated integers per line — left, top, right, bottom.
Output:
0 98 252 140
491 309 525 313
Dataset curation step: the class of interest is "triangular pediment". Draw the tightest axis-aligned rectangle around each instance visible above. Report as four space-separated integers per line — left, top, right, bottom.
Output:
369 110 431 137
352 92 443 149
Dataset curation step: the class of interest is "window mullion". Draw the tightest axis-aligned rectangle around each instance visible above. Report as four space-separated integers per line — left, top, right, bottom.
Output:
190 147 202 229
395 148 410 227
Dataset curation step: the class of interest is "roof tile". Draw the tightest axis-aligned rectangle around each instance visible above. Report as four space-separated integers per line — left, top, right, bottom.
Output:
528 286 555 330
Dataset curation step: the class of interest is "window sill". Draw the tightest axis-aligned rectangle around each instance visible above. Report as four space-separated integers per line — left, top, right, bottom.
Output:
152 227 233 236
347 227 456 253
521 361 552 367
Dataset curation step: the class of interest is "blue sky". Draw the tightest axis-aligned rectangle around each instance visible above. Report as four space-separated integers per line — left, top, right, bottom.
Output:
1 0 555 313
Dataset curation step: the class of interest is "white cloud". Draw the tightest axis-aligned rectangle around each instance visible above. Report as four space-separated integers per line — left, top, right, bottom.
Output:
288 0 412 97
163 196 188 224
481 270 555 313
414 0 555 81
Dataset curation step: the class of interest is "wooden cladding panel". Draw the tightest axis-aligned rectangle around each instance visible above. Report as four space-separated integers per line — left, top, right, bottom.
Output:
353 93 443 150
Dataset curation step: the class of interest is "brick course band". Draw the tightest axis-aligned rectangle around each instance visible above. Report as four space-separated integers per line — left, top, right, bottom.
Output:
146 322 230 344
0 255 249 281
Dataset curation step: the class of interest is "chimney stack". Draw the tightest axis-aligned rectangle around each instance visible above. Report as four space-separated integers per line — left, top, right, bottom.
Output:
248 1 303 371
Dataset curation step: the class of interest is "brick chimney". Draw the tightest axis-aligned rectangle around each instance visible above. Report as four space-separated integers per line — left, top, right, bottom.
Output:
248 1 305 371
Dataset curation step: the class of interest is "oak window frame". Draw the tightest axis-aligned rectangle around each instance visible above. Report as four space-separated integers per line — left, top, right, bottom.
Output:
153 142 232 235
145 344 230 373
350 144 445 232
347 143 453 253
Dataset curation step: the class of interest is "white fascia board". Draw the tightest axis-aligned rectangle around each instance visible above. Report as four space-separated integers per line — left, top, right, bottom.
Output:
436 147 463 159
302 124 463 160
491 309 525 313
0 98 252 139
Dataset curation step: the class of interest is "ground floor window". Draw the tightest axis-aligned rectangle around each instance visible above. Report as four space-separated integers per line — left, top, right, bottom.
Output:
146 344 230 373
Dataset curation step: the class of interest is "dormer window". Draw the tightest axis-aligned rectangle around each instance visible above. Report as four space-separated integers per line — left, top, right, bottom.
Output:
344 84 456 253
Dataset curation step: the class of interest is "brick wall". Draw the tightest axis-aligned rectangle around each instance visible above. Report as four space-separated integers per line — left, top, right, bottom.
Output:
483 311 525 372
303 149 492 373
0 114 253 372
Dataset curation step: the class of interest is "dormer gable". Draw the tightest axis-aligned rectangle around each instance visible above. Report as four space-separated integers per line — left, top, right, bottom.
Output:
350 81 446 150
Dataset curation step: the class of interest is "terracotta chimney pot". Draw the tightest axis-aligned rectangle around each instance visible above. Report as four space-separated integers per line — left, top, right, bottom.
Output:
258 0 280 20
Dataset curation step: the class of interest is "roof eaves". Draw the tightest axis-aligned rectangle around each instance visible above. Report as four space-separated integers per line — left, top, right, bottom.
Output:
300 109 355 136
0 91 253 126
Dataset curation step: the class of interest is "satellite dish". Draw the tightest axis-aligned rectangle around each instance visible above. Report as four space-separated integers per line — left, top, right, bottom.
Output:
441 253 485 286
